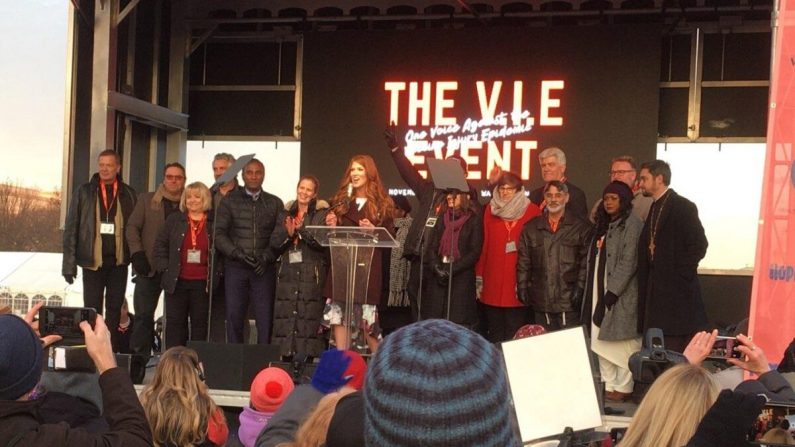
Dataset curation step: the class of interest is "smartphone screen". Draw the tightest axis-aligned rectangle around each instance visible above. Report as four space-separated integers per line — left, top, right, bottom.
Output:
707 336 742 359
39 307 97 339
748 403 795 442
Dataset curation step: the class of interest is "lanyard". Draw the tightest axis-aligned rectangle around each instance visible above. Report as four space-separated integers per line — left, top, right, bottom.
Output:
100 179 118 218
548 217 560 233
189 214 207 248
504 220 518 240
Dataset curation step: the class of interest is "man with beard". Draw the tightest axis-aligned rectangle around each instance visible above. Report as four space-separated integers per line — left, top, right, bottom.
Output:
517 181 591 331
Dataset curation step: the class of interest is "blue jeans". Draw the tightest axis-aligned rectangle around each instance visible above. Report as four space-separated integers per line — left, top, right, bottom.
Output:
224 262 276 344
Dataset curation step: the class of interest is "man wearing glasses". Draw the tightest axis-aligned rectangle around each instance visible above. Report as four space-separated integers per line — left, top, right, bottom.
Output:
517 181 591 331
589 156 653 222
126 162 186 373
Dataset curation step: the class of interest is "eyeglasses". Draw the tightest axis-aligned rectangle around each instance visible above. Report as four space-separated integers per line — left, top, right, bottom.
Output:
498 186 517 192
609 170 635 176
165 175 185 181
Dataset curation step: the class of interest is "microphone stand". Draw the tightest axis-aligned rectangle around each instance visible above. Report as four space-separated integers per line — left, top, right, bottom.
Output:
206 189 221 342
444 191 460 321
415 189 441 321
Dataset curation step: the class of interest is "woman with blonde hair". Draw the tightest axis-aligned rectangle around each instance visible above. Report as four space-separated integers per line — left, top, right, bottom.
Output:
139 346 228 447
276 388 355 447
620 363 718 447
324 155 395 353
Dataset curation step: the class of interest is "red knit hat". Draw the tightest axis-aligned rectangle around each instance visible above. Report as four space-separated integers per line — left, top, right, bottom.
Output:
342 350 367 390
250 367 295 412
513 324 546 340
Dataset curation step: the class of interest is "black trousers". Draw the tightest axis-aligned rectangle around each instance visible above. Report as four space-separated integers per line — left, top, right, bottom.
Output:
208 276 227 343
482 304 530 343
82 264 128 352
535 310 581 332
165 280 209 349
129 273 162 360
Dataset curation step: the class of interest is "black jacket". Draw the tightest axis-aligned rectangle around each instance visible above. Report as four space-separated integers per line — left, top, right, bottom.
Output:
62 173 137 276
516 213 592 313
213 187 287 269
155 212 222 295
0 368 152 447
529 181 588 220
389 147 481 260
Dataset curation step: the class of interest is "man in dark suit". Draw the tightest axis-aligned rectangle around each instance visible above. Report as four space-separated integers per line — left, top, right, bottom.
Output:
528 147 588 219
637 159 708 352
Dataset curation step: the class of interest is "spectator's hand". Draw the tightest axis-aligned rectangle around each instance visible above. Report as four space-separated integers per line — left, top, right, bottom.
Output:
130 251 151 276
517 288 530 306
603 291 618 310
244 255 265 276
63 274 75 285
684 329 718 366
81 315 117 375
475 276 483 300
687 389 765 447
24 301 62 347
311 349 352 394
326 212 338 227
728 334 771 375
359 218 375 228
384 122 399 151
433 263 450 286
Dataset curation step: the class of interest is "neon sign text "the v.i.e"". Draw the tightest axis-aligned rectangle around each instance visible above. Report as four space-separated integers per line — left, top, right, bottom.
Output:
384 80 564 180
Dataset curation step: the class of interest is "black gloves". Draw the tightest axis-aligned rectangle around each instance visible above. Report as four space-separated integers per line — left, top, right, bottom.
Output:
244 255 265 276
384 124 399 151
517 288 530 306
131 251 151 276
687 389 765 447
603 291 618 310
63 274 75 285
432 263 450 286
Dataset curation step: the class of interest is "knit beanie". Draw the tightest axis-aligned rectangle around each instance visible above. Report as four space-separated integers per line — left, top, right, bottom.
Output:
0 314 43 400
603 180 633 204
342 350 367 391
250 367 295 412
364 319 517 447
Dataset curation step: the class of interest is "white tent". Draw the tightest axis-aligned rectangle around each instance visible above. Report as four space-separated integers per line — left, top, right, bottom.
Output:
0 252 162 318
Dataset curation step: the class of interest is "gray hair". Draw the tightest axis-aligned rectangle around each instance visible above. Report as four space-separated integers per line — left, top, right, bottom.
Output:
538 147 566 165
213 153 236 164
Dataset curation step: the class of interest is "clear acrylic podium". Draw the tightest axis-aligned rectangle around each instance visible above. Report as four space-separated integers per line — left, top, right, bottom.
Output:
305 226 398 350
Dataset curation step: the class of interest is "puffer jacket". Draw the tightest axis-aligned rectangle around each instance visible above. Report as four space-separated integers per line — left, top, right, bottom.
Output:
213 186 287 268
516 213 592 313
62 173 137 275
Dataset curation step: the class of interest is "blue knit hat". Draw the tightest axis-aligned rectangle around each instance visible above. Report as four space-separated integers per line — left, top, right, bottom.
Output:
364 319 517 446
0 314 43 400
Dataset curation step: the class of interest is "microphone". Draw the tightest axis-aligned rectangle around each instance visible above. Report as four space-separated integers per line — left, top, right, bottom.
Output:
331 183 354 210
347 182 353 198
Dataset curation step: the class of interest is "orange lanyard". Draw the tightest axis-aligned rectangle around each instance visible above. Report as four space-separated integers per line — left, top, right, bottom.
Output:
189 214 207 248
504 220 518 240
100 180 118 217
548 217 560 233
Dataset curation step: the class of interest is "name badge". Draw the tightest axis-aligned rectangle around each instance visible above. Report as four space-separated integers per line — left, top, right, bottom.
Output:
505 241 517 253
99 222 115 235
288 250 303 264
186 249 202 264
425 217 437 228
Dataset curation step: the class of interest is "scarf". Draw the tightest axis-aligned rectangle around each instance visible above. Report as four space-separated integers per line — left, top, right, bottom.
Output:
150 183 182 211
489 186 531 220
388 217 413 306
439 209 470 260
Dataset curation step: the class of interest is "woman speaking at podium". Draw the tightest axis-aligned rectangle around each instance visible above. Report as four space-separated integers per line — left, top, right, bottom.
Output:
323 155 395 353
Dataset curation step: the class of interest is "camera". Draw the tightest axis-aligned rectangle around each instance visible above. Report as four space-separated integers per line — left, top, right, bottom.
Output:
39 306 97 343
706 336 743 360
629 328 687 400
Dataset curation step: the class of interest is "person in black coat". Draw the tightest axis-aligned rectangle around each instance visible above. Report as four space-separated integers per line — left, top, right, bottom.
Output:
272 176 331 360
426 191 483 328
637 160 708 352
528 147 588 219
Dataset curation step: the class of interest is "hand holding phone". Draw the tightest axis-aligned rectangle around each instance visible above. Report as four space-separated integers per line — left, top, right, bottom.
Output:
727 333 771 375
39 306 97 342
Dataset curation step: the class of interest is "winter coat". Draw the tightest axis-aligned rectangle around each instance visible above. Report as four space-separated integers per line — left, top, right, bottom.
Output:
214 186 286 269
0 368 151 446
516 213 592 313
638 189 708 335
476 203 541 308
582 213 643 341
126 191 180 277
425 209 483 326
154 211 221 295
272 199 331 358
255 384 324 447
62 173 137 275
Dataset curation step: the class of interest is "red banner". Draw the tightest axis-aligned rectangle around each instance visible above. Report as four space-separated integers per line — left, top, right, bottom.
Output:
749 6 795 363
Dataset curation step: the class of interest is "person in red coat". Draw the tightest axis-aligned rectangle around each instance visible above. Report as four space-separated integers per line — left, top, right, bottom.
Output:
476 171 541 342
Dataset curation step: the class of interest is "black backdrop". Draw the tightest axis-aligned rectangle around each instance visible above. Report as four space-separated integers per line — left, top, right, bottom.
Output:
301 24 662 204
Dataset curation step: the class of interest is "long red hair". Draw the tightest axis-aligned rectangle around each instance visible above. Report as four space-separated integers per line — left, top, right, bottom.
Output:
330 154 394 225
